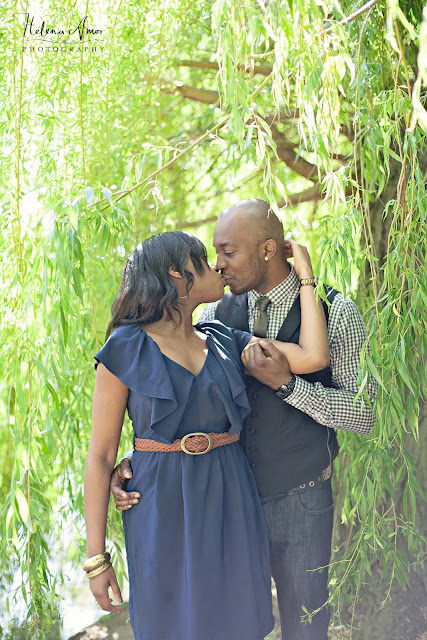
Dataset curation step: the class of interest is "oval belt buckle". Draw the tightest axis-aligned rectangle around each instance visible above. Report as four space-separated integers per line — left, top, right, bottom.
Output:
180 432 213 455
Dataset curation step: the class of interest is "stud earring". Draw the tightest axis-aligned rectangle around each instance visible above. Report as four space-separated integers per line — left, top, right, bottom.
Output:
264 256 268 261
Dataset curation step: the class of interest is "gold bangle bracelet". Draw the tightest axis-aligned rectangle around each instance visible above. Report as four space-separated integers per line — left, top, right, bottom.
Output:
86 561 112 579
82 552 111 572
82 554 110 572
84 560 109 572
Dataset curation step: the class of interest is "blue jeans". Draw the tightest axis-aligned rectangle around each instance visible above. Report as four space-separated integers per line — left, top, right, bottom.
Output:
261 478 334 640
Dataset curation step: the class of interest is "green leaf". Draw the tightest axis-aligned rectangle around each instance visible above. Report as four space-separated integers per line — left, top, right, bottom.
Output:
366 358 386 391
15 489 33 532
103 187 112 202
84 187 94 205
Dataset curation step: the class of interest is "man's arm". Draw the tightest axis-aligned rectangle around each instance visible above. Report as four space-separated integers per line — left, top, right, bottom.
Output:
284 296 378 435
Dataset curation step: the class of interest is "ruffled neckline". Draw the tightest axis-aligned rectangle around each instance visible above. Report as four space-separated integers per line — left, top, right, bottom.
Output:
94 321 250 443
140 327 211 379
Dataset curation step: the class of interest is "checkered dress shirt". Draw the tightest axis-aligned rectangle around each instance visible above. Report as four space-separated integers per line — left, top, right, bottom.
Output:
198 264 378 435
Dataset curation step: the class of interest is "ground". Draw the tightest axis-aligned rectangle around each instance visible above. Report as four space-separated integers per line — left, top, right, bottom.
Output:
68 591 427 640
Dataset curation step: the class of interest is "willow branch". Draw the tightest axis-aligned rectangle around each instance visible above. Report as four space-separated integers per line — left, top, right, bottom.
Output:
94 72 275 212
264 109 300 124
175 215 219 230
161 83 220 105
278 186 323 208
218 0 380 64
161 89 323 180
321 0 380 34
340 123 355 141
276 145 321 182
177 185 325 230
175 59 273 76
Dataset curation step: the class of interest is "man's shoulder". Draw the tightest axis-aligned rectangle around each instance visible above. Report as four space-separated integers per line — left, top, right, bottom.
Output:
329 291 362 315
216 291 247 316
328 291 367 336
198 292 247 322
219 290 243 304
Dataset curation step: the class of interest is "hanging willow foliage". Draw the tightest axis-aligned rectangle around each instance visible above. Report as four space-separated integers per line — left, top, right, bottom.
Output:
0 0 426 638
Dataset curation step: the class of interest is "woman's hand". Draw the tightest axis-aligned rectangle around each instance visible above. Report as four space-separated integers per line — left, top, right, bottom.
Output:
284 239 314 279
89 565 123 614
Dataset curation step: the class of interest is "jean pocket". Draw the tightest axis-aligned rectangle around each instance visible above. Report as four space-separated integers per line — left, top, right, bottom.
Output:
296 479 334 514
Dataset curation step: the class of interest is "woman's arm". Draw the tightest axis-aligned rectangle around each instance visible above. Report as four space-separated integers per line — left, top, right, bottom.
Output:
244 240 329 375
84 363 128 613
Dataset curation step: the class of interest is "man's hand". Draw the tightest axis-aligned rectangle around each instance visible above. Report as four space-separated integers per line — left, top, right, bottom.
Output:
110 458 141 510
284 239 314 279
241 340 292 390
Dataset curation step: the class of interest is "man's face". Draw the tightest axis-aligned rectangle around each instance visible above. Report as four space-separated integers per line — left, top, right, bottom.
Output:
213 215 266 295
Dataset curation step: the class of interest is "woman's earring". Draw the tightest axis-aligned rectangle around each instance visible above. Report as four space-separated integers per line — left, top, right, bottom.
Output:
264 256 268 261
179 285 193 299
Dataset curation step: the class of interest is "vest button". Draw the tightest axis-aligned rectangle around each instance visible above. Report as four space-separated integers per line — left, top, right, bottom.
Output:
248 429 256 435
250 462 255 469
248 447 255 453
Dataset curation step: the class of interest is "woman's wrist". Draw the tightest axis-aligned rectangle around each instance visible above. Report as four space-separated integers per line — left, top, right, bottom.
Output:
87 544 107 557
297 269 314 280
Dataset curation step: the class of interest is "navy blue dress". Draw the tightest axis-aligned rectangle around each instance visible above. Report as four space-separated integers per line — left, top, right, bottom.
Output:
94 320 274 640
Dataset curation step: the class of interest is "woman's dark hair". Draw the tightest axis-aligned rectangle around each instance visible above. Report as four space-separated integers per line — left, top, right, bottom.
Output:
105 231 209 338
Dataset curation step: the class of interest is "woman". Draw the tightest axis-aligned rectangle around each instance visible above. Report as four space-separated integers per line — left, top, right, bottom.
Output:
83 231 329 640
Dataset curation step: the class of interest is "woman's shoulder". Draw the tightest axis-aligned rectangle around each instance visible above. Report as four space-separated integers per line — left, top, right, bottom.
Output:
196 320 239 348
195 321 251 429
196 319 232 336
196 320 251 356
93 323 153 382
108 322 142 339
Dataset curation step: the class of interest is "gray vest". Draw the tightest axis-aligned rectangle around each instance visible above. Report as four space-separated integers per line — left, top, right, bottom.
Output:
215 287 339 498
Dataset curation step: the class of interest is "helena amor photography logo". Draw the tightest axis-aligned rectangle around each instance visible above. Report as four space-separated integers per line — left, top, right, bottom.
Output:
15 12 105 54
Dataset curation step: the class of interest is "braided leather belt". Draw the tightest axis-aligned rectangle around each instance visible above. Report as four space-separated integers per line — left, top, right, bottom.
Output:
134 432 240 456
287 463 332 495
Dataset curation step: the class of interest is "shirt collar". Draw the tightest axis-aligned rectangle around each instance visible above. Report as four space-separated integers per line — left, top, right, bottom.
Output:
248 263 300 307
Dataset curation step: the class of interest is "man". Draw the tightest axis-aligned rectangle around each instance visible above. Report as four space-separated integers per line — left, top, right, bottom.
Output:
110 199 378 639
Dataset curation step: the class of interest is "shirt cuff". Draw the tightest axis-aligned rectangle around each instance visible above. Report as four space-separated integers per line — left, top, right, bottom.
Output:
283 375 314 410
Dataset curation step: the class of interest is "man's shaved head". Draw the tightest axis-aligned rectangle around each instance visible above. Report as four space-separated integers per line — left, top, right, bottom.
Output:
219 199 285 252
213 199 289 295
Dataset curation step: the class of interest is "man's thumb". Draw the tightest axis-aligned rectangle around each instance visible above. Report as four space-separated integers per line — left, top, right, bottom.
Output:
258 339 276 357
121 459 133 478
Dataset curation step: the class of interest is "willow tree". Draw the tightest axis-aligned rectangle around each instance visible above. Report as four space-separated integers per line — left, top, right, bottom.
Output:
1 0 426 638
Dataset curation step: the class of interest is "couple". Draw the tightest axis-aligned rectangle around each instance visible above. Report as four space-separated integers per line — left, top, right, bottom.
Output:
84 199 377 640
